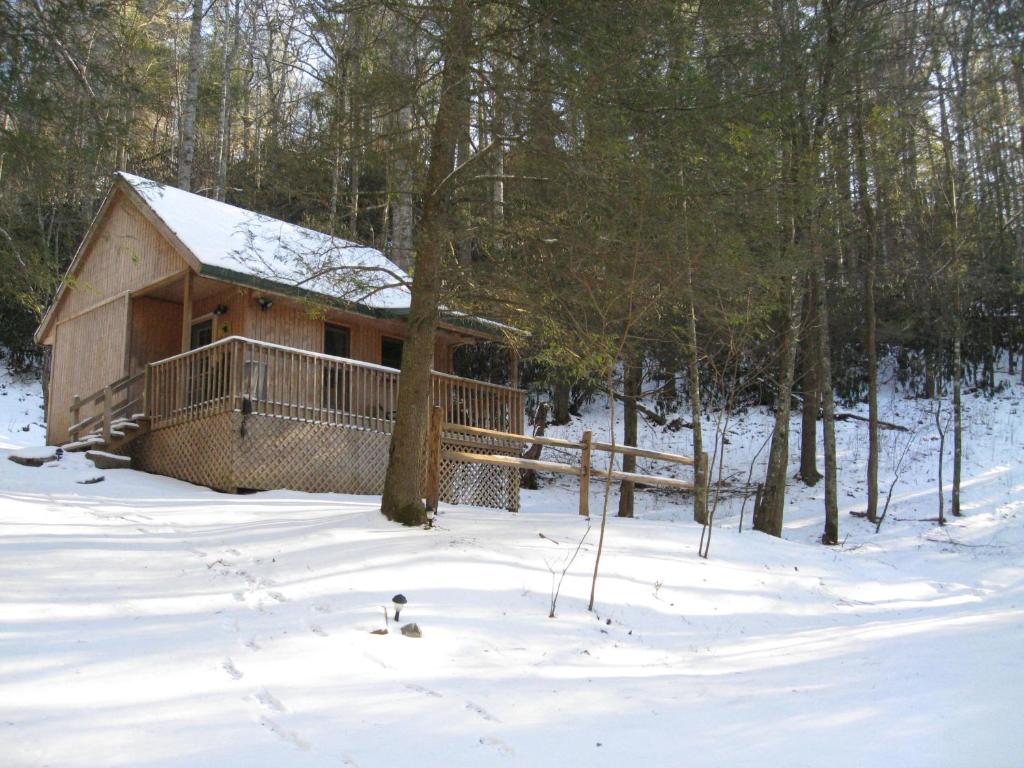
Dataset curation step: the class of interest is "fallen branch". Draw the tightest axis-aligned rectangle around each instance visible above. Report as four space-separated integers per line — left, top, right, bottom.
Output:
612 393 667 426
834 412 908 432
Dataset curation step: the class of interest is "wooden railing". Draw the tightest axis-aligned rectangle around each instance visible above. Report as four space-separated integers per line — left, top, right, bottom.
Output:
424 408 707 517
69 370 146 443
145 336 525 435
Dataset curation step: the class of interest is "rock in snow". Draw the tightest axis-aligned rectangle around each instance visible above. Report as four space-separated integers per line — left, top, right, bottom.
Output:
7 446 58 466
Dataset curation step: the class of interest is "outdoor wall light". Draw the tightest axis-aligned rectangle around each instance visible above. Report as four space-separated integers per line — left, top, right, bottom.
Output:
256 296 274 311
213 304 229 316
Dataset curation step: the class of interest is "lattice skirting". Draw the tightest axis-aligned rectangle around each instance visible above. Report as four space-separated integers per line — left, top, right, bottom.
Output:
127 412 520 512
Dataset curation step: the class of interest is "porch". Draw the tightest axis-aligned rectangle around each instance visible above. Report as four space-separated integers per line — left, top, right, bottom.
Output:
72 336 525 511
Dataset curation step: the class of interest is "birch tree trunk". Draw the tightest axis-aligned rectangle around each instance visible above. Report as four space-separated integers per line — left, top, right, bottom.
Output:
178 0 204 191
389 20 415 272
381 0 473 526
215 0 241 202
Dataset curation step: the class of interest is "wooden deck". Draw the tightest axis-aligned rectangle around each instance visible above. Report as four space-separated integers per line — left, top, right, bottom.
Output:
144 335 525 436
88 336 526 510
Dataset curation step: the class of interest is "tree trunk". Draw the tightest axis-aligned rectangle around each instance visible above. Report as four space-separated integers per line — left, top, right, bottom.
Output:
389 23 415 272
552 379 571 425
816 262 839 545
520 403 548 491
686 263 707 524
952 321 963 516
215 0 240 202
799 274 822 486
754 280 802 538
380 0 473 526
854 82 880 523
617 353 642 518
178 0 204 191
864 256 879 522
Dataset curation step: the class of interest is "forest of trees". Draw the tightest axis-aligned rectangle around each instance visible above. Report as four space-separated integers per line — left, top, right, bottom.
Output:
1 0 1022 534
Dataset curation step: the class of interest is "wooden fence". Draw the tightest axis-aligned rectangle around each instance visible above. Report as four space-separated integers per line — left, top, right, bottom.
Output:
142 336 524 436
424 406 708 517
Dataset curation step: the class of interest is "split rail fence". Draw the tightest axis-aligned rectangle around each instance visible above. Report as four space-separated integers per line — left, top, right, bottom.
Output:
424 406 709 516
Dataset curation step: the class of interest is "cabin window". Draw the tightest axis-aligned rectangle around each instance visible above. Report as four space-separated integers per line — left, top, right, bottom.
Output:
324 323 351 359
190 318 213 350
381 337 404 369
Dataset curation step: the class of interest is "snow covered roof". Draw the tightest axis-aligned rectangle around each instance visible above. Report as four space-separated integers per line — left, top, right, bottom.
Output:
117 173 412 312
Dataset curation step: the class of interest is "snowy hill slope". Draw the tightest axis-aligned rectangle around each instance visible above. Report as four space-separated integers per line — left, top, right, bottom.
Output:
0 366 1021 767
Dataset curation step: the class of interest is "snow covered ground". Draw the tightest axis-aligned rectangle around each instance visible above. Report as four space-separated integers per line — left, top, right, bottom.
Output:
1 363 1022 767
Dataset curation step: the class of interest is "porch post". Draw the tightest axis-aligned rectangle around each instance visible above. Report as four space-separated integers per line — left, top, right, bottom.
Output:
509 346 519 389
180 270 192 352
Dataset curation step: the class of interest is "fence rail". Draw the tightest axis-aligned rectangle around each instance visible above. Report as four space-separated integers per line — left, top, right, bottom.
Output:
427 409 708 517
143 336 525 435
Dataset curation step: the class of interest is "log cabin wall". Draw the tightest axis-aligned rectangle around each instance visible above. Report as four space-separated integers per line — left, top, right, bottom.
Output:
234 291 461 374
192 284 250 343
56 191 189 323
48 296 129 442
44 193 189 443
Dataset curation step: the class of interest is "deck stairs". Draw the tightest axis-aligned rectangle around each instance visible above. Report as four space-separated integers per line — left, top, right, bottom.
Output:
61 370 150 466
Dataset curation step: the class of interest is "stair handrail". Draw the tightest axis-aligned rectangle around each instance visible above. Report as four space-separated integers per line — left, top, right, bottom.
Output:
69 370 146 442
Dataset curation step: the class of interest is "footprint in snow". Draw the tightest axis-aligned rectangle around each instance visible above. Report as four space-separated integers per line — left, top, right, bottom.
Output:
254 687 286 712
260 716 310 751
232 591 246 602
405 683 443 698
309 623 328 637
361 652 392 670
479 736 514 755
244 638 261 651
267 591 288 603
222 658 243 680
465 701 499 722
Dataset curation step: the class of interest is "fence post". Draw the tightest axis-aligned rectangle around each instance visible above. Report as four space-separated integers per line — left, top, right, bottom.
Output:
102 385 113 444
426 405 444 513
70 395 81 441
579 430 592 517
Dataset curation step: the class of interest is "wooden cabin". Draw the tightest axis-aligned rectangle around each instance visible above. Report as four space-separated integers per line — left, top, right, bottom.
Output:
34 173 523 510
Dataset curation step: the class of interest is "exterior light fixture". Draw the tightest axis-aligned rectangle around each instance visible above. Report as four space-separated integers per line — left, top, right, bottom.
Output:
213 304 229 316
256 296 273 311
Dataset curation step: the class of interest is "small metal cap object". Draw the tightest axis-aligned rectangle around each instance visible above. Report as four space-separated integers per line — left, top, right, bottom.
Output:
392 594 407 621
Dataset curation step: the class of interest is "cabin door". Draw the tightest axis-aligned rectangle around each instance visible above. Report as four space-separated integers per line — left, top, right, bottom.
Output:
186 318 217 405
323 324 351 413
190 318 213 350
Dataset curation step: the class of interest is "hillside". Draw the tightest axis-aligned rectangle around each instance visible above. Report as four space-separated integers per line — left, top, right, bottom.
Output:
1 366 1022 767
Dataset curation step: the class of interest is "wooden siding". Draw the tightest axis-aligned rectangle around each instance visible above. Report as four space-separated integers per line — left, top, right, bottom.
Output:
48 296 128 443
129 297 182 373
234 292 456 372
192 285 250 343
55 191 188 325
245 295 321 351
